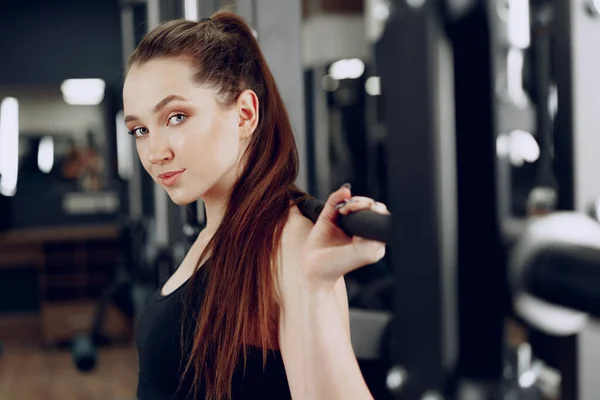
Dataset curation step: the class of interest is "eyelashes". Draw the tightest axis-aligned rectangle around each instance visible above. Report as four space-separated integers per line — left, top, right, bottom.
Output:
128 127 149 137
127 113 188 138
168 113 187 125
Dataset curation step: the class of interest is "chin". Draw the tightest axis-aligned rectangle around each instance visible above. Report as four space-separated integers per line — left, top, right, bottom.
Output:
166 189 201 206
171 197 196 206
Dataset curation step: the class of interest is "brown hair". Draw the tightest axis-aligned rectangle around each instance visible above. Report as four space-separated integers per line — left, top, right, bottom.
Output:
128 11 309 400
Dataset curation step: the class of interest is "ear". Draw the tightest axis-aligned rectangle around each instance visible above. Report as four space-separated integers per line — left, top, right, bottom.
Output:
236 89 259 140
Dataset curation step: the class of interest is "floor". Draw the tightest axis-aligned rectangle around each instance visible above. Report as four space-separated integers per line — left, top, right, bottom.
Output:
0 343 138 400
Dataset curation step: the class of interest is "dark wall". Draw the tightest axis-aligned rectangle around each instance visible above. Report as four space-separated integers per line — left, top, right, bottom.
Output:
0 1 126 314
0 0 124 90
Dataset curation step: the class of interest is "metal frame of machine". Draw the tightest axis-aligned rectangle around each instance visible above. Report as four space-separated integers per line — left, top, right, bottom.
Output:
379 1 459 397
554 1 600 399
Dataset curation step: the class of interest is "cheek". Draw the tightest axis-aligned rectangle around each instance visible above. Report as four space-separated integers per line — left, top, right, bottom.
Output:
179 119 240 167
214 122 242 164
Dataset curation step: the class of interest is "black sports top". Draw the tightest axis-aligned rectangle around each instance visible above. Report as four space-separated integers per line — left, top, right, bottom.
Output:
135 263 292 399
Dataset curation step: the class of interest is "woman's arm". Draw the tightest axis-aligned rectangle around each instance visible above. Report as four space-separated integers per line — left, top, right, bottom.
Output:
278 195 383 399
279 246 372 399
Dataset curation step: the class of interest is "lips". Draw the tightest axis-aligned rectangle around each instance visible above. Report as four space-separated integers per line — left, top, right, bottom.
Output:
158 170 185 179
157 169 185 186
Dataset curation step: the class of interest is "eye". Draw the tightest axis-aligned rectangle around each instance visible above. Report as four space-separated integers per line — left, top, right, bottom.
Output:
168 113 187 126
128 127 149 137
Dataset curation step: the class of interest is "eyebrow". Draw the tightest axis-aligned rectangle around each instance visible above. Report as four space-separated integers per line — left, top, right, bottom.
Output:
124 94 189 123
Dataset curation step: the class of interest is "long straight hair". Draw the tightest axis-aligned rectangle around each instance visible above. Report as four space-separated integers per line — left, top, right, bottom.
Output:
128 10 309 400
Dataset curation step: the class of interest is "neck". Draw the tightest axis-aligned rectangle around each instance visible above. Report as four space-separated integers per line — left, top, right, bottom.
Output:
202 198 227 236
199 179 234 237
200 156 246 236
188 195 227 260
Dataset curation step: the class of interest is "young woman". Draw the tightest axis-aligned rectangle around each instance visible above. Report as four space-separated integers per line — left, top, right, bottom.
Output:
124 11 389 400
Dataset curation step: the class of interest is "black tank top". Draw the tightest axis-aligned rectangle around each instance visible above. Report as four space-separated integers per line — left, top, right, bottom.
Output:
135 263 292 399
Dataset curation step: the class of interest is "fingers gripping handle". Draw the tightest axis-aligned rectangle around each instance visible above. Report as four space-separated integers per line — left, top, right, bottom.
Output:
299 199 391 244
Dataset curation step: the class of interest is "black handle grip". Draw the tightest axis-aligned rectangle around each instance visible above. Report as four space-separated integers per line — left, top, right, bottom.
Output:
299 199 391 244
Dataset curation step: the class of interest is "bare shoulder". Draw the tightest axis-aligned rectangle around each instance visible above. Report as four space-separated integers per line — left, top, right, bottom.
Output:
278 205 312 283
280 205 314 250
277 205 314 280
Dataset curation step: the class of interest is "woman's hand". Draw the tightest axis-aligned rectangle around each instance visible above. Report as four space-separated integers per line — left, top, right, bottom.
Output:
301 184 390 292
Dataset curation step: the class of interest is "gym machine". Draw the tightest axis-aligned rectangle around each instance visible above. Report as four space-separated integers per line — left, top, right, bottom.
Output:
373 0 600 399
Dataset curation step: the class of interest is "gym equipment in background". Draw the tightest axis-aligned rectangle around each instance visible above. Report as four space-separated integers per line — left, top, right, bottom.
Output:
71 217 151 371
375 0 600 398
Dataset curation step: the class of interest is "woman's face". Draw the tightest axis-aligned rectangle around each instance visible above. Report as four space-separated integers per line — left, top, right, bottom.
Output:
123 58 251 206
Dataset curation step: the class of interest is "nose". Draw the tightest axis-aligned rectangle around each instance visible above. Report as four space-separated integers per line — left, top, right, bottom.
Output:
148 133 173 165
